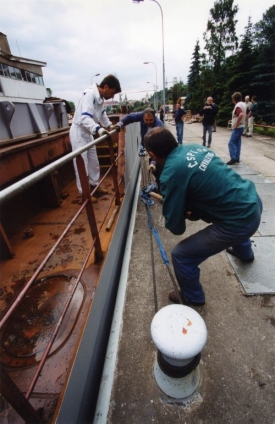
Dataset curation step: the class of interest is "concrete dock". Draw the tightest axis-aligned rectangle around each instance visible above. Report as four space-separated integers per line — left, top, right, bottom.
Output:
95 121 275 424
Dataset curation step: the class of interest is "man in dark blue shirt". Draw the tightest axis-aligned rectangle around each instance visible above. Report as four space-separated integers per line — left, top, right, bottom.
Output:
199 97 218 147
115 108 163 147
115 108 163 188
173 103 186 144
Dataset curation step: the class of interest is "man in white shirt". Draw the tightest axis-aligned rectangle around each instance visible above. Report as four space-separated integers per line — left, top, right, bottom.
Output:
70 74 121 201
227 92 246 165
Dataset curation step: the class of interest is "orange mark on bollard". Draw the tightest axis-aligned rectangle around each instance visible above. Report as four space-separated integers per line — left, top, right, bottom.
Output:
187 319 192 326
182 327 187 334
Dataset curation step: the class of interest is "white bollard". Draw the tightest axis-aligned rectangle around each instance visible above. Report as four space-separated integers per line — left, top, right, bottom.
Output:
151 304 207 399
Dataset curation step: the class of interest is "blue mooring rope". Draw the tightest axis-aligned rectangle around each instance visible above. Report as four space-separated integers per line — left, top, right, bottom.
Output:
140 187 170 266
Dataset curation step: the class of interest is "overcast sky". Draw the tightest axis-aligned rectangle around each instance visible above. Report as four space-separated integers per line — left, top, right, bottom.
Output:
1 0 274 105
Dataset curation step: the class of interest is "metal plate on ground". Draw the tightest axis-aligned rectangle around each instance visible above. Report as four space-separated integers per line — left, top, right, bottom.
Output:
227 237 275 294
255 183 275 196
258 195 275 236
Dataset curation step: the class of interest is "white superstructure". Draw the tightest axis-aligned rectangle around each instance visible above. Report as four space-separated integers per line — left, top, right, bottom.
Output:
0 32 47 103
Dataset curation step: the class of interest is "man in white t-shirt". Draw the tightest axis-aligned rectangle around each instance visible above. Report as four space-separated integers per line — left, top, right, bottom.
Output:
227 92 246 165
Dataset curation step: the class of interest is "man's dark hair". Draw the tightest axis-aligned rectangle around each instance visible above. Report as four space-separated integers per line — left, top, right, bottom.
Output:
232 92 242 102
252 96 257 101
143 107 155 116
144 127 178 158
99 74 121 93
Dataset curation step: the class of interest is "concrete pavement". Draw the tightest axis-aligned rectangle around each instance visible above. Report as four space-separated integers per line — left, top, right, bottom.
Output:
96 122 275 424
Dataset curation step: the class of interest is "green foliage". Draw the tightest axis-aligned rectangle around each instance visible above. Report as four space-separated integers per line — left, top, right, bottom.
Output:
187 40 201 95
67 101 75 112
185 4 275 125
267 128 275 137
253 126 275 138
253 126 266 135
203 0 238 73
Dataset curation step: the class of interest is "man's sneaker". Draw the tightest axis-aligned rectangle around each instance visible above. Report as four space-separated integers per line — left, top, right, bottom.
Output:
168 290 205 306
226 159 237 165
226 248 254 263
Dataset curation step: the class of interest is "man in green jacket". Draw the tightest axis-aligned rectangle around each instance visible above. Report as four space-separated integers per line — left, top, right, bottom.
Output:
246 96 258 137
144 127 262 306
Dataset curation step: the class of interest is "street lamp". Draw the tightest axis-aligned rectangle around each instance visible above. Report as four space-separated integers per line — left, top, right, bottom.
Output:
146 81 157 110
134 0 165 122
91 73 100 84
144 61 158 111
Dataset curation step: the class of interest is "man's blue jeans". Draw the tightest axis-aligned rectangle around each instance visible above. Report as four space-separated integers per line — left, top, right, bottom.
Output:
171 196 262 304
176 122 184 144
202 125 213 146
228 127 243 161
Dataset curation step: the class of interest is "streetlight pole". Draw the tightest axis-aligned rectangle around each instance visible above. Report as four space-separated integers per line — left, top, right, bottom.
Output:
146 82 157 110
134 0 165 122
144 62 157 111
91 73 100 85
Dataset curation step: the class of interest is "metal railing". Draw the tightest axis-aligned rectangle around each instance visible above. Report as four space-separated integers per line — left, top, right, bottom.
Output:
0 128 126 423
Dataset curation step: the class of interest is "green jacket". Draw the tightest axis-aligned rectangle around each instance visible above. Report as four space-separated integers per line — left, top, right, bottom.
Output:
160 144 259 235
250 102 258 118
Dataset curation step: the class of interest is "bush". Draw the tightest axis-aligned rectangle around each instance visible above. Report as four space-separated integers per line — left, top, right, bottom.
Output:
253 126 275 138
254 126 266 135
267 128 275 138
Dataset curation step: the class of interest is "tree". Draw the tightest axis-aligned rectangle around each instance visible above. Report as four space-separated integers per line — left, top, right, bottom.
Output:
187 40 201 97
223 17 257 96
203 0 238 74
67 101 75 113
251 5 275 122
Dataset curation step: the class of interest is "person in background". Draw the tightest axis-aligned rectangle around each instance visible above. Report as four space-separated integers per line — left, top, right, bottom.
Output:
199 96 218 148
227 92 246 165
173 103 186 144
159 106 164 123
143 127 262 306
243 95 252 136
246 96 258 137
115 107 163 149
115 108 163 188
212 99 218 132
70 74 121 202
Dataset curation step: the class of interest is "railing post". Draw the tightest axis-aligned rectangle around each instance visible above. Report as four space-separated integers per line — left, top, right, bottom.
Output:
108 135 121 206
76 154 103 262
0 367 43 424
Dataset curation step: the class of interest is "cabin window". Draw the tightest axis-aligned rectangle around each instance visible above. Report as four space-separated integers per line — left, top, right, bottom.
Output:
8 66 16 78
0 64 9 77
14 68 22 80
0 62 43 86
